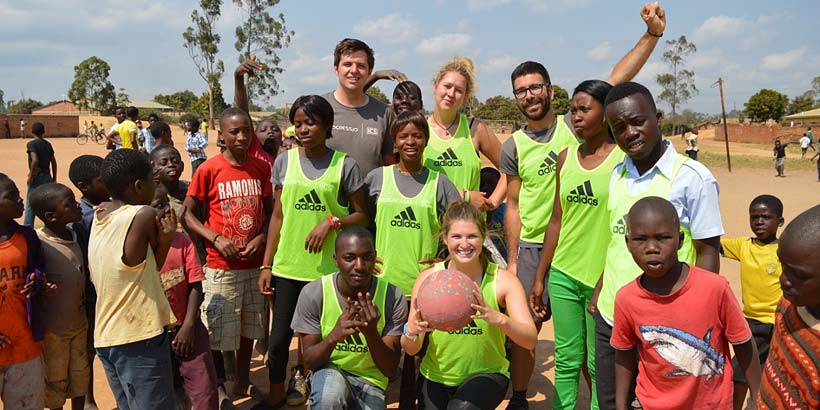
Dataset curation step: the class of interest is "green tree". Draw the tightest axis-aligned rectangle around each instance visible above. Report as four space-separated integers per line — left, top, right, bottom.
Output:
552 84 570 115
116 87 130 107
366 86 389 104
788 91 815 115
744 89 789 123
474 96 523 123
812 76 820 103
234 0 292 104
7 98 43 114
67 56 116 114
0 89 5 113
154 90 199 113
459 96 482 117
190 83 228 119
183 0 225 128
656 36 698 126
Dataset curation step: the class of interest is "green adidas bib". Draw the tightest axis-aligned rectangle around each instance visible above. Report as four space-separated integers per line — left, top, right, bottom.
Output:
512 116 579 243
423 114 481 192
420 262 509 387
597 154 697 322
320 274 389 390
551 145 625 287
375 166 441 296
271 149 350 281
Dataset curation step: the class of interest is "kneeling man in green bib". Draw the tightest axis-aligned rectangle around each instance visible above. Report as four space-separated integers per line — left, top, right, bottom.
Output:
291 226 408 410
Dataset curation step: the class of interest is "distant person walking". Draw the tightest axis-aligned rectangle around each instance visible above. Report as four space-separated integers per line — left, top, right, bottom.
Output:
800 133 811 158
806 127 816 152
685 131 699 160
20 118 27 138
3 118 11 139
24 122 56 225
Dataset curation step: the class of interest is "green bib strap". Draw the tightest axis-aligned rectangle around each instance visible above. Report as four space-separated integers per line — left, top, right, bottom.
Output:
597 154 697 322
320 275 389 390
551 145 625 287
375 166 441 296
512 116 580 243
420 262 509 386
271 149 350 281
423 114 481 192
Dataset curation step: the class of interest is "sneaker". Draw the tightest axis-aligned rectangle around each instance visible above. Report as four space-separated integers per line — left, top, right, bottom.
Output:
286 367 309 406
506 395 529 410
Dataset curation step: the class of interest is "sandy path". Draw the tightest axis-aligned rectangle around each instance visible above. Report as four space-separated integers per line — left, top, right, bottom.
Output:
1 134 817 409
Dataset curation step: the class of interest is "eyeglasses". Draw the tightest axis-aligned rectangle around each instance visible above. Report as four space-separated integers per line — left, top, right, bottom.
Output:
513 83 549 99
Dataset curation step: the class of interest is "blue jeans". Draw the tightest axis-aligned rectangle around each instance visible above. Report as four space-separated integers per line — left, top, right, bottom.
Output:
24 172 52 226
309 364 386 410
96 331 176 410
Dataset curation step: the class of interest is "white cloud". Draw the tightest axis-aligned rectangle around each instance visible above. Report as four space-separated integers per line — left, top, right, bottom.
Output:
634 61 665 84
481 54 517 73
690 47 724 70
467 0 511 11
693 16 746 42
456 18 470 32
353 13 419 44
299 73 333 86
693 14 782 51
761 47 808 71
586 42 611 61
416 33 472 55
526 0 591 12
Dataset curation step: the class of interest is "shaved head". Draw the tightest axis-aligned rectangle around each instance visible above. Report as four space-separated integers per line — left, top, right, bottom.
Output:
627 196 680 233
781 205 820 250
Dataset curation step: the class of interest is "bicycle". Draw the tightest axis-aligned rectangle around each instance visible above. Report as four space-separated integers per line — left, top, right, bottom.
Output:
76 130 107 145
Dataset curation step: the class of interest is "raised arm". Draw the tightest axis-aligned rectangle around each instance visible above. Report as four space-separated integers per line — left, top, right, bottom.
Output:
606 2 666 85
363 69 408 92
234 58 264 113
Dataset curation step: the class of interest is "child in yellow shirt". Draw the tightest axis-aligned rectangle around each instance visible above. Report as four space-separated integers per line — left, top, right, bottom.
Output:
720 194 783 410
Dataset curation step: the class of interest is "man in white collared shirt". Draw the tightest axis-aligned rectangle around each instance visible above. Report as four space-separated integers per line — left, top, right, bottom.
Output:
592 82 724 410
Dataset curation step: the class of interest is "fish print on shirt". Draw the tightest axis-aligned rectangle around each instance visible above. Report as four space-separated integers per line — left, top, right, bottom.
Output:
640 325 725 380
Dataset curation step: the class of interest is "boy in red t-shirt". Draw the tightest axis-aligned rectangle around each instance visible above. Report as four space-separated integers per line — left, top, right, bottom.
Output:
182 107 273 397
0 173 48 410
610 197 761 410
152 184 219 410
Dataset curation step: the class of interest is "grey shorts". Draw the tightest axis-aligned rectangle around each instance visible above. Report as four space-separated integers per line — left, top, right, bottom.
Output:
517 245 549 322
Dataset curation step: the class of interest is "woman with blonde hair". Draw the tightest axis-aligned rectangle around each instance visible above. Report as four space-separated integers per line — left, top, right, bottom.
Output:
423 57 506 212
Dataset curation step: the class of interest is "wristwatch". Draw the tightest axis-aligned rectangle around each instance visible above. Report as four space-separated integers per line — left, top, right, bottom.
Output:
403 323 419 341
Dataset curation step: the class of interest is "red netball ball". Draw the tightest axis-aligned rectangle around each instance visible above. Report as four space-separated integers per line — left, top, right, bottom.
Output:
416 269 479 332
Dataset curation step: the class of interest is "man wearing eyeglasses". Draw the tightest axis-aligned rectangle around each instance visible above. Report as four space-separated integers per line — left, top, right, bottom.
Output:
499 3 667 410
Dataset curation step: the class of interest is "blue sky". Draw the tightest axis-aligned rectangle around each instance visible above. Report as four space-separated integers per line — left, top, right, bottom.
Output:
1 0 818 115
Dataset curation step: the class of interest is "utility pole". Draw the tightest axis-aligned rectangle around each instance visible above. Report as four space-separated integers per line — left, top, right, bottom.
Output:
712 78 732 172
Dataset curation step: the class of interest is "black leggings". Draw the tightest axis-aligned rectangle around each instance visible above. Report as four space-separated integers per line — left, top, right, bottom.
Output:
266 276 307 383
418 373 509 410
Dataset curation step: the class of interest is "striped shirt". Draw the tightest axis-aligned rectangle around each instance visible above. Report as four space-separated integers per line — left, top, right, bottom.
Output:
185 131 208 162
757 298 820 410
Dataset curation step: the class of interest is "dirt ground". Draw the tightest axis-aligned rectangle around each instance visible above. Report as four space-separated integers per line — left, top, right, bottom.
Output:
0 128 818 409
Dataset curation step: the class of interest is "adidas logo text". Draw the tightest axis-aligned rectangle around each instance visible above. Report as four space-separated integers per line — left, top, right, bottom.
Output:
538 151 559 176
566 180 599 206
391 206 421 229
612 215 628 235
295 189 327 212
335 331 368 353
433 148 463 167
448 319 484 335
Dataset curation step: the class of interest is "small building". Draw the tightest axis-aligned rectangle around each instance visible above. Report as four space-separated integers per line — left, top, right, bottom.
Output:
32 101 83 116
783 108 820 127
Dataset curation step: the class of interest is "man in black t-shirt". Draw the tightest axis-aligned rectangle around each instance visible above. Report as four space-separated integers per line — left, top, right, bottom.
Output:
24 122 56 226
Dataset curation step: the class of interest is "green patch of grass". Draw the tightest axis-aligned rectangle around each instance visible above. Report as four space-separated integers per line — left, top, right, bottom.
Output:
697 151 818 171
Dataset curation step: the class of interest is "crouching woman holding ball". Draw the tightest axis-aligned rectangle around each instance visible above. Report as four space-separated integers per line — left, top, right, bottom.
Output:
401 201 536 410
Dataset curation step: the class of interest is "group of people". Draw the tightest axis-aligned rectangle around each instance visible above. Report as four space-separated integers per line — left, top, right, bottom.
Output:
3 3 819 410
